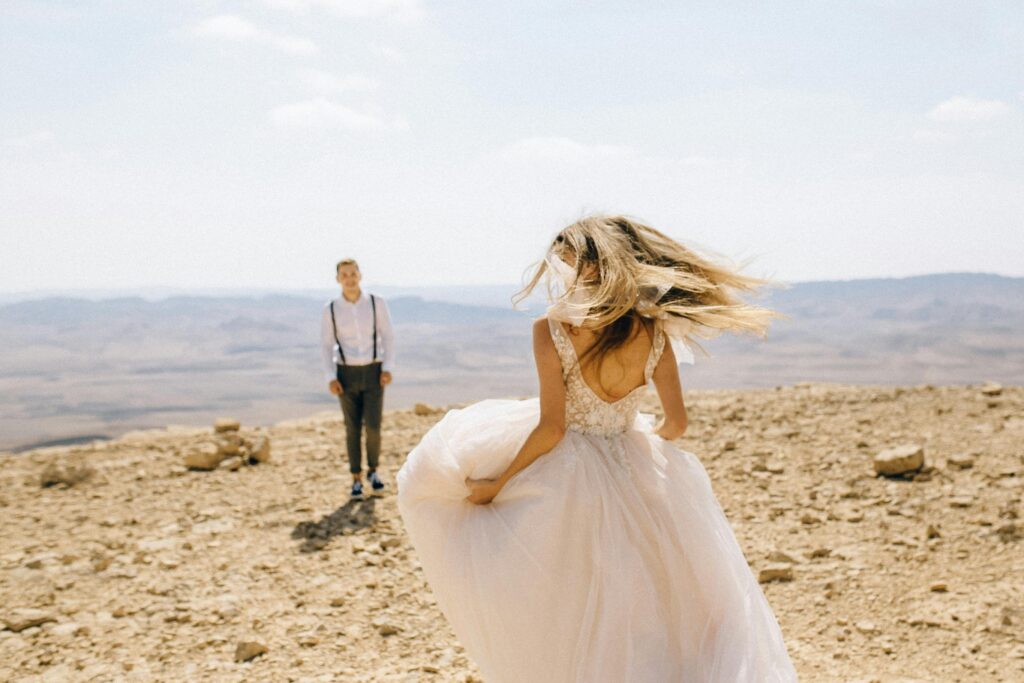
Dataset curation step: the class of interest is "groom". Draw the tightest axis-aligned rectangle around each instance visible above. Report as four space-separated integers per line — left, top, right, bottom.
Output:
321 258 395 500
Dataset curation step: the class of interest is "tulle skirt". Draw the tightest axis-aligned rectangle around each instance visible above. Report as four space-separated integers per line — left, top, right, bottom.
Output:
397 398 798 682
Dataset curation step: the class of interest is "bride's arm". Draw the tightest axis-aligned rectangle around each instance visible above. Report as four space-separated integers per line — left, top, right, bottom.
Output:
465 318 566 504
497 318 567 482
651 341 688 440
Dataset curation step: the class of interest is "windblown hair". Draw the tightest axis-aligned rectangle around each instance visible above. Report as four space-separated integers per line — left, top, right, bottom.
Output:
336 258 360 273
515 214 786 368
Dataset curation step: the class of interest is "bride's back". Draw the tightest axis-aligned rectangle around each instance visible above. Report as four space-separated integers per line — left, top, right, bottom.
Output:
558 318 654 403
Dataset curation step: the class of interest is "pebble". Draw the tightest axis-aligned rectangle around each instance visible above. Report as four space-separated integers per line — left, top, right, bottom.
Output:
873 444 925 476
234 641 268 662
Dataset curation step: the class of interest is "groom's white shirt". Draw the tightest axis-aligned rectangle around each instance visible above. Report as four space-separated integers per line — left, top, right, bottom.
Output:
321 292 395 381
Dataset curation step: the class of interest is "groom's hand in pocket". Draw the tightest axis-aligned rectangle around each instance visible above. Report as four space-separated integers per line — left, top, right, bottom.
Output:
380 371 392 387
329 380 343 396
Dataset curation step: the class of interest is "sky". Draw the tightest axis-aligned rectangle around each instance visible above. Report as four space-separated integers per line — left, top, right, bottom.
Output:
1 0 1023 293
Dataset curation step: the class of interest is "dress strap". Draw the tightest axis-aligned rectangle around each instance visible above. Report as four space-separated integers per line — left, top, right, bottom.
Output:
644 319 666 382
546 318 575 378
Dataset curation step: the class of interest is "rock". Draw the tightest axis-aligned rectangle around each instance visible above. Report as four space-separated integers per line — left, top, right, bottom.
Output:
249 437 271 464
873 444 924 476
413 403 439 416
216 433 242 456
219 456 242 471
3 608 57 632
766 460 785 474
214 418 241 433
758 564 794 583
184 443 223 471
855 620 878 635
50 622 89 638
925 524 941 539
234 640 268 662
768 550 800 564
947 453 974 469
39 463 94 488
929 582 948 592
980 382 1003 397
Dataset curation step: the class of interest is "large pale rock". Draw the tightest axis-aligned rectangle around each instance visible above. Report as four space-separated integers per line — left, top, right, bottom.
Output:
873 444 924 476
184 443 223 471
214 418 241 433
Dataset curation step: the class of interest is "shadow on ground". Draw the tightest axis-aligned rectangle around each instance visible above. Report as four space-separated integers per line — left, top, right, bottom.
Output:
291 497 379 552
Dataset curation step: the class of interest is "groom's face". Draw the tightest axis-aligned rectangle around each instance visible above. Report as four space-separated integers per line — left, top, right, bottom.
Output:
337 264 361 291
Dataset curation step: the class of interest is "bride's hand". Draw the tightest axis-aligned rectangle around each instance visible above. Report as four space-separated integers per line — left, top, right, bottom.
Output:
465 477 503 505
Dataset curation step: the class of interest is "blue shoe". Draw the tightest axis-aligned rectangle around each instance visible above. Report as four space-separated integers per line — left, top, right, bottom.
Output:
368 471 385 496
350 481 364 500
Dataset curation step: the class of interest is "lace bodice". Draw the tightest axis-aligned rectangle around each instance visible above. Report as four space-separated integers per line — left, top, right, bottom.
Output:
548 317 665 437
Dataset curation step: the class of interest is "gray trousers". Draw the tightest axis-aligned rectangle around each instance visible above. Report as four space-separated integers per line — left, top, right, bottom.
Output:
336 362 384 474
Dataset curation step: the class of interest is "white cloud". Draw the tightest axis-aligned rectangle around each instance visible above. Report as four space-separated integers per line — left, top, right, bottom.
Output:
263 0 424 21
911 128 955 144
370 43 407 65
192 14 317 56
269 98 402 131
500 137 635 164
927 96 1013 123
298 69 378 95
2 129 55 148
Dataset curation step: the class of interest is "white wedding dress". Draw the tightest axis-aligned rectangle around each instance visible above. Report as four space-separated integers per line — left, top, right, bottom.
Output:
397 319 798 682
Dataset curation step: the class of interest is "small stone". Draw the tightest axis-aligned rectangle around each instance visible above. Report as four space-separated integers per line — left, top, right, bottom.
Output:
722 440 737 452
873 444 925 476
801 513 822 525
767 550 799 564
766 461 785 474
184 443 223 471
234 641 268 662
855 620 878 635
3 608 56 632
39 463 94 488
329 597 346 607
947 453 975 469
214 418 241 433
219 456 242 472
413 403 439 416
249 437 271 464
758 564 794 583
809 547 832 559
980 382 1003 397
925 524 941 540
216 433 242 456
929 582 948 592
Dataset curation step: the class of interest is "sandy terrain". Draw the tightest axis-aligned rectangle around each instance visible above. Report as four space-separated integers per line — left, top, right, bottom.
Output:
1 382 1022 682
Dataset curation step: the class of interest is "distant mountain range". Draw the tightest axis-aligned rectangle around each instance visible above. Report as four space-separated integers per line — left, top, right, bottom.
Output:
2 272 1021 452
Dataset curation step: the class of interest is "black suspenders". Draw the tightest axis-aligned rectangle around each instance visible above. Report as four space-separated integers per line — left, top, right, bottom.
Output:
329 294 377 367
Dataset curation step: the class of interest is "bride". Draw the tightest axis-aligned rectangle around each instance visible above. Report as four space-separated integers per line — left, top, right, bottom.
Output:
397 215 798 682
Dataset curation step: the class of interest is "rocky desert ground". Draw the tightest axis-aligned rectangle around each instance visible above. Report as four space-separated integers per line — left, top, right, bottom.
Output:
1 381 1022 682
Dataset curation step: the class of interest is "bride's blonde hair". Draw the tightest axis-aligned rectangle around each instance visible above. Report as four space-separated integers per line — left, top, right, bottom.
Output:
515 214 786 366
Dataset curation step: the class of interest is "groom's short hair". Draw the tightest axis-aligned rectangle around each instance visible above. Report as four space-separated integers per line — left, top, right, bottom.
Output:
336 258 359 273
